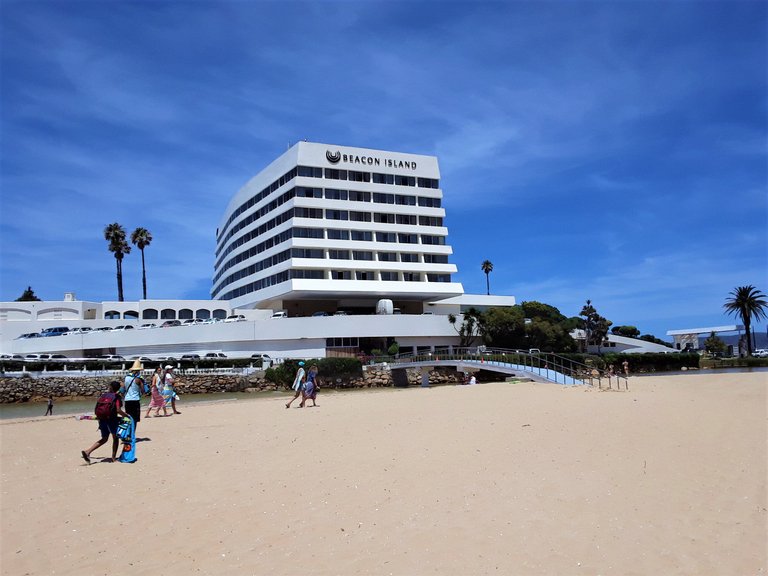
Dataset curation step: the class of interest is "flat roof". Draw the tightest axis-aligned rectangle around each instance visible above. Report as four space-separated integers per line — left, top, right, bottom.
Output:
666 325 744 336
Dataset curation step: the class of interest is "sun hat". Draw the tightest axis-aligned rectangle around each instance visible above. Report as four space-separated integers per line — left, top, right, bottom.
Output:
165 365 174 370
129 359 143 372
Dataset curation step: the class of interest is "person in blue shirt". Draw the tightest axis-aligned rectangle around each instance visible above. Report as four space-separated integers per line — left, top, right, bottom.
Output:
285 361 306 409
121 359 145 431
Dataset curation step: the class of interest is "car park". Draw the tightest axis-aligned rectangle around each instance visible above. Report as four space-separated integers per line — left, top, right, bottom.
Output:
204 352 227 359
754 349 768 358
111 325 135 332
138 323 157 330
224 314 246 323
161 320 182 328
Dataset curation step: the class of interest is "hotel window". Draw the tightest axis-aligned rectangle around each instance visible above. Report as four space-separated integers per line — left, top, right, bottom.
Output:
376 232 397 243
331 270 352 280
373 192 395 204
327 229 350 240
325 209 349 221
298 166 323 178
295 187 322 198
398 233 418 244
348 170 371 183
292 248 324 259
372 173 394 185
374 213 395 224
419 216 443 227
417 177 439 189
328 249 351 260
427 274 452 282
356 271 375 280
421 235 445 245
395 175 416 186
380 271 399 281
349 190 371 202
326 336 359 347
351 230 373 241
418 197 441 208
353 251 374 261
400 253 419 263
324 188 348 200
396 214 416 225
424 254 448 264
324 168 347 180
378 252 398 261
293 227 324 239
403 272 421 282
291 269 324 279
349 211 371 222
395 194 416 206
295 207 323 219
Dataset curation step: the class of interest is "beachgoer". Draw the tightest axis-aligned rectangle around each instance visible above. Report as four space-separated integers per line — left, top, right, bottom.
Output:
81 381 129 464
145 367 168 418
469 375 477 385
608 364 615 376
121 360 145 431
622 360 629 376
285 361 306 409
301 364 319 407
163 366 181 414
45 396 53 416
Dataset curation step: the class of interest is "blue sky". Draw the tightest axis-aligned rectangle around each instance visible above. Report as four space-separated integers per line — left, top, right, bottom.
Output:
1 1 766 339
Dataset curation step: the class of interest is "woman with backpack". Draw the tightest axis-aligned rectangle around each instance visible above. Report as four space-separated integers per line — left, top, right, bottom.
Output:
81 381 129 464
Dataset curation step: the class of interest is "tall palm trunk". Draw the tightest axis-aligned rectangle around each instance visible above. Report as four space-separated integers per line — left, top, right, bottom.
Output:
485 273 490 295
116 256 125 302
140 248 147 300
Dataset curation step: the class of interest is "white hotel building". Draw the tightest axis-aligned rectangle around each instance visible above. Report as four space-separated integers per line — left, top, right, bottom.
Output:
0 143 515 360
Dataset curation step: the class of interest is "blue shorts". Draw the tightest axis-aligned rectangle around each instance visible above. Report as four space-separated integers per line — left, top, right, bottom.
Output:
98 419 119 439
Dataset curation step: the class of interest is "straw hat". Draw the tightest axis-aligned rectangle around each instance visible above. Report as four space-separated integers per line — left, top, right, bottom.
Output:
129 359 143 372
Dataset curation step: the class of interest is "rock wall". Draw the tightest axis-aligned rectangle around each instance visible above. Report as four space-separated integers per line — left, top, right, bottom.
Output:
0 366 463 403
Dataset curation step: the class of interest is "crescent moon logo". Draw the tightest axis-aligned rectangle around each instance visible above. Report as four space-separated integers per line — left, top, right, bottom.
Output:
326 150 341 164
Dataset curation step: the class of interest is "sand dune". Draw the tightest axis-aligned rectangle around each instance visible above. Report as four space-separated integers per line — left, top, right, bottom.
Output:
1 372 765 575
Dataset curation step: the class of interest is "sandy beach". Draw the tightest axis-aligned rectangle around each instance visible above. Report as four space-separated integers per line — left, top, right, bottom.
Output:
1 372 765 575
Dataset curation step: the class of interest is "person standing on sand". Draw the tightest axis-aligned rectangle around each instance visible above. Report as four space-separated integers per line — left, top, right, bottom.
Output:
285 361 306 409
121 360 145 431
301 364 319 407
45 396 53 416
81 381 129 464
145 367 168 418
622 359 629 376
163 365 182 414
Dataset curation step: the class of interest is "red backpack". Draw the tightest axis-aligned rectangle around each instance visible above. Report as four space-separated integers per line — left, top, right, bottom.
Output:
94 391 118 420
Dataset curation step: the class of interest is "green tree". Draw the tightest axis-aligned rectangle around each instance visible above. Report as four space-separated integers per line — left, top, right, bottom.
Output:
483 306 526 349
15 286 41 301
704 331 726 356
448 307 485 348
723 285 768 356
130 227 153 300
611 325 641 338
521 301 567 324
104 223 131 302
481 260 493 295
579 300 612 353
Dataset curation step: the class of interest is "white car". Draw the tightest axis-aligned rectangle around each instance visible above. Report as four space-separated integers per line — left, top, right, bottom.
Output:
224 315 246 323
753 349 768 358
111 325 135 332
138 323 157 330
181 319 204 326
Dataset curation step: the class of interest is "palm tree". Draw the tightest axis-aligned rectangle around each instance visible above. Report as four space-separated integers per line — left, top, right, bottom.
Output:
130 227 153 300
104 223 131 302
723 285 768 356
481 260 493 295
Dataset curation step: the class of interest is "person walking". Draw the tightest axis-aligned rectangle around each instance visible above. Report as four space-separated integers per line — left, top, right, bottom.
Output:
145 367 168 418
622 359 630 376
45 396 54 416
81 381 129 464
301 364 319 407
163 365 181 414
285 361 306 409
122 359 145 431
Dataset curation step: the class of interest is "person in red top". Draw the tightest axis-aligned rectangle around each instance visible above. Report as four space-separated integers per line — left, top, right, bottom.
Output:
81 381 129 464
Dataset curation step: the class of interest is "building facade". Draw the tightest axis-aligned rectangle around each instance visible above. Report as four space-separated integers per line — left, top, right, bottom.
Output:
212 142 464 315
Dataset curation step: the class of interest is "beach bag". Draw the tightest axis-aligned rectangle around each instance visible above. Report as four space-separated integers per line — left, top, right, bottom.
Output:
94 392 118 420
116 417 132 440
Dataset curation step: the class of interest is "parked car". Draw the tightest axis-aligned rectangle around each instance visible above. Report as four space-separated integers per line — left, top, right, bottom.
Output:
200 318 220 324
224 314 246 323
333 311 348 316
204 352 227 359
181 354 201 360
48 354 68 361
111 325 135 332
15 333 38 339
92 327 112 332
138 323 157 330
130 356 153 362
41 326 69 337
156 356 178 363
69 327 92 334
181 319 204 326
25 354 51 361
0 354 24 360
161 320 182 328
311 311 329 317
754 349 768 358
271 311 288 319
98 354 126 362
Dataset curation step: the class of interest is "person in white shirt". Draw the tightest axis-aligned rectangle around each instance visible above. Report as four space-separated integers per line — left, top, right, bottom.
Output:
285 361 306 409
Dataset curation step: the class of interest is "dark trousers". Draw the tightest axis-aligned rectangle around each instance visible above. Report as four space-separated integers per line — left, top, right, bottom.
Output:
45 405 53 416
124 400 141 428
